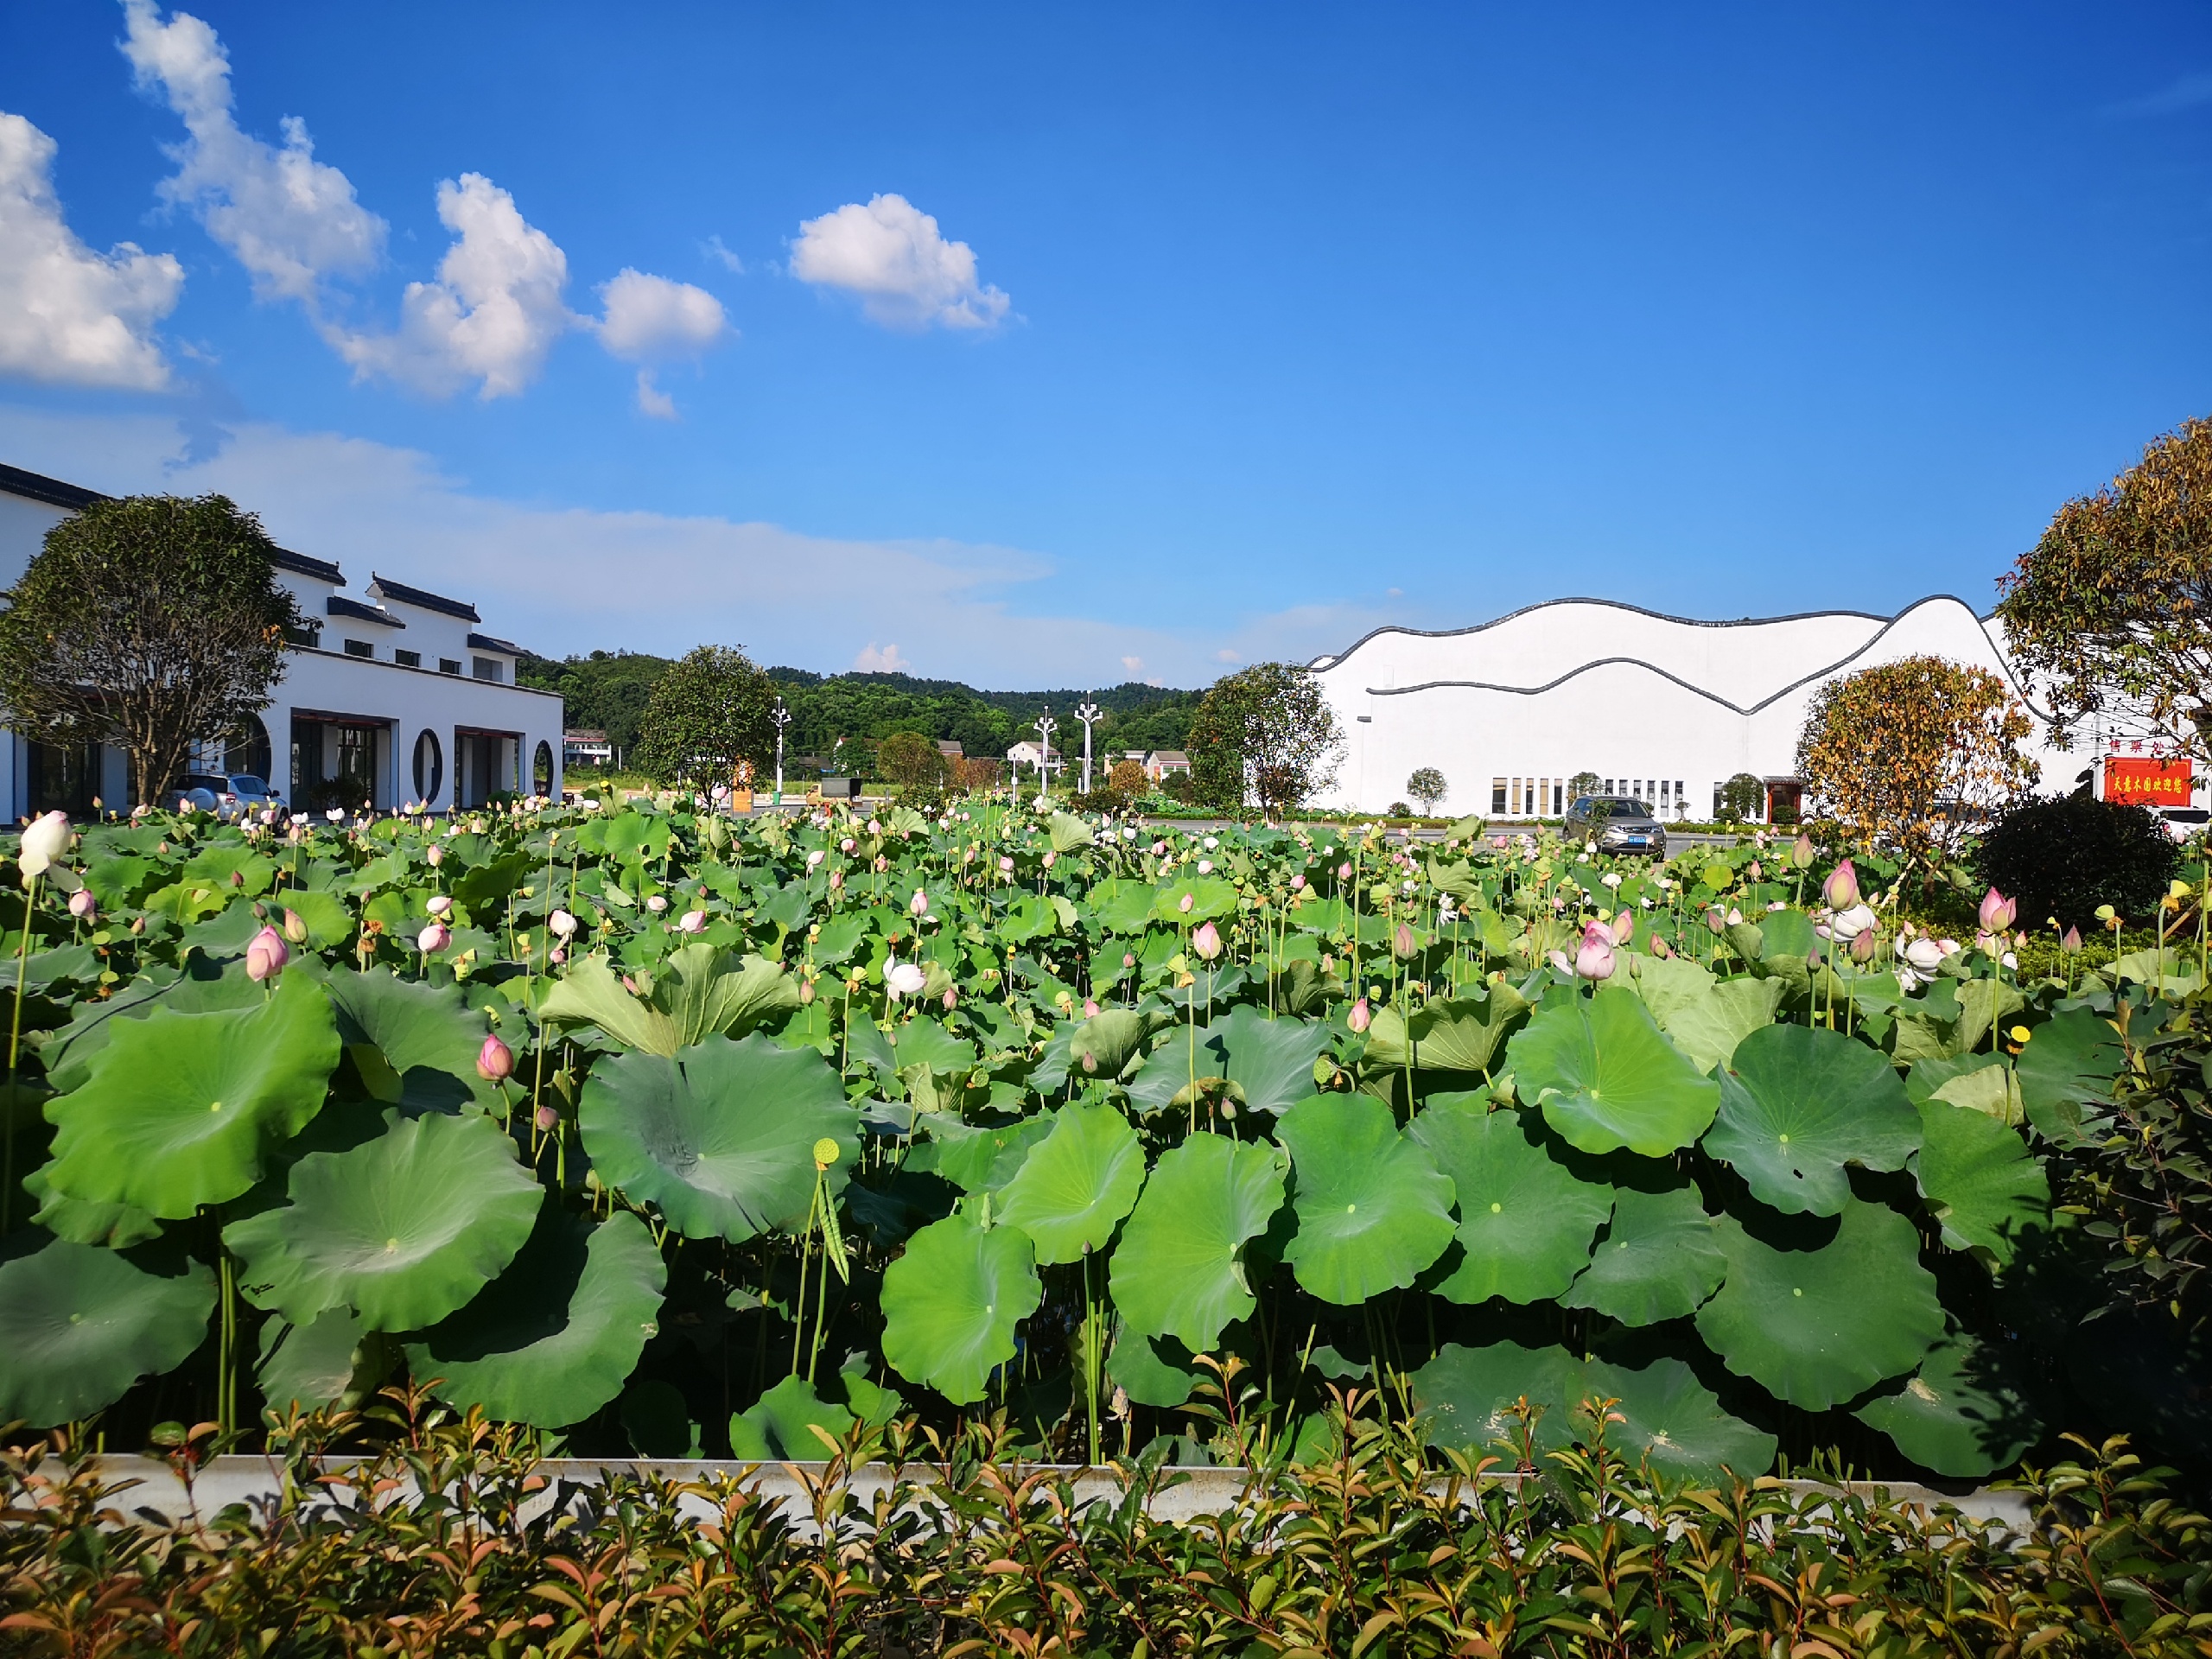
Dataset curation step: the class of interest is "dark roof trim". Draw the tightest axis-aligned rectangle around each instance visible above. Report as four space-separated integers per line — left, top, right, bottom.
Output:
1362 596 2056 724
1307 593 1994 672
0 462 105 512
467 631 523 654
327 595 404 628
277 548 345 583
371 573 480 621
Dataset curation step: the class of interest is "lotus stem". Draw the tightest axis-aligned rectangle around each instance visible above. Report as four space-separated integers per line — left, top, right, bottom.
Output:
4 870 38 1234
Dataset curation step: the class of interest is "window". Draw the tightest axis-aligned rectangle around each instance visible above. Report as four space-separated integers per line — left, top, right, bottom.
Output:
1603 779 1614 794
1491 777 1507 814
394 648 422 669
472 656 504 683
343 639 373 658
438 658 462 676
1554 782 1565 815
1510 779 1522 815
283 626 321 648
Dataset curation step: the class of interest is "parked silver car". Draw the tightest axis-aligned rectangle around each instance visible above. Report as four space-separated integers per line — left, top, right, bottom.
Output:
1562 795 1667 855
172 772 282 821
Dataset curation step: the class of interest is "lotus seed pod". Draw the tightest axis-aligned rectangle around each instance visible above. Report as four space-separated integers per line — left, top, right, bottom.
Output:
813 1137 840 1169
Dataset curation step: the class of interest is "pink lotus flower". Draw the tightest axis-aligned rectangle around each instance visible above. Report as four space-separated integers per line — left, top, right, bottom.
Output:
1042 851 1057 868
2062 925 2082 952
1179 893 1194 914
645 894 667 913
1393 922 1417 960
807 849 825 868
245 925 289 983
1290 873 1305 890
999 855 1014 873
476 1034 515 1082
841 838 855 853
1822 861 1859 909
1726 908 1743 926
426 844 443 867
1574 921 1616 982
828 870 843 891
910 888 930 917
418 921 450 953
550 909 577 938
1338 861 1353 881
677 909 708 933
1083 998 1101 1018
1650 932 1673 958
1192 920 1224 960
1122 951 1136 968
942 988 958 1010
1850 925 1878 963
549 946 566 964
1347 997 1371 1033
1790 833 1815 869
426 894 453 917
1707 910 1726 935
67 889 95 920
1979 887 2017 932
535 1104 558 1131
1610 911 1635 946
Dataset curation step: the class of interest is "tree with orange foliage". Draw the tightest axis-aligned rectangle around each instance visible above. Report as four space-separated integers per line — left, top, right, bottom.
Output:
1796 655 2037 875
1996 416 2212 760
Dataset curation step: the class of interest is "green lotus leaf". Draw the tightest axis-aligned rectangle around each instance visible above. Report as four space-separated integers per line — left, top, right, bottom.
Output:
1853 1328 2044 1478
728 1373 853 1459
1584 1355 1777 1484
919 1115 1054 1195
23 1166 162 1249
325 967 499 1114
224 1110 542 1330
1505 988 1719 1157
1277 1093 1457 1305
887 1016 977 1074
408 1205 667 1428
1695 1201 1943 1411
1560 1185 1726 1325
0 1241 213 1426
1703 1022 1921 1217
1759 909 1820 961
257 1306 396 1415
2014 1007 2122 1143
1150 875 1236 925
1126 1007 1331 1117
537 955 677 1052
1912 1101 2050 1266
650 945 802 1048
1363 986 1530 1076
1411 1340 1587 1459
1049 812 1096 853
1106 1323 1202 1408
880 1213 1042 1405
1063 1008 1156 1083
577 1033 856 1243
268 886 353 948
1109 1132 1287 1350
1408 1096 1611 1304
42 971 340 1217
1624 954 1784 1076
997 1100 1146 1264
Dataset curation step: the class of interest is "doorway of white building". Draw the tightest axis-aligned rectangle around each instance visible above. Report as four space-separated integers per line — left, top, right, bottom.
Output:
291 712 391 812
453 728 519 809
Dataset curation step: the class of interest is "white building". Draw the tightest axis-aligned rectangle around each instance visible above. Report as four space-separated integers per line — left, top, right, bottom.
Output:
1311 594 2078 820
0 462 563 821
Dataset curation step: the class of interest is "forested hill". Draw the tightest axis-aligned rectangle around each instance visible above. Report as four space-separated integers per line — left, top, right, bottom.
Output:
518 651 1202 766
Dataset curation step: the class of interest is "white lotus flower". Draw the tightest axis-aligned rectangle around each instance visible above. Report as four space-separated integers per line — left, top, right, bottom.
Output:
677 910 708 933
550 909 579 938
1827 904 1877 942
1899 937 1945 972
885 960 927 997
17 810 68 877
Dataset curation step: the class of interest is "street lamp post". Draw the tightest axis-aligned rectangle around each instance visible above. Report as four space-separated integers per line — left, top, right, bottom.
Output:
1033 709 1058 808
1075 701 1102 794
771 698 791 806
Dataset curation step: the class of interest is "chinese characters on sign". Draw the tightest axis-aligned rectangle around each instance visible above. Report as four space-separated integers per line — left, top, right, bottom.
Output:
2104 756 2195 807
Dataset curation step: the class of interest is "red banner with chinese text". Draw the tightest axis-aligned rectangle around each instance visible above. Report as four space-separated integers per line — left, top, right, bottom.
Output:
2104 757 2194 807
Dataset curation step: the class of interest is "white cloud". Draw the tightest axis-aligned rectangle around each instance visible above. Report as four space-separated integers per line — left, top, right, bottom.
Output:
596 269 726 360
1121 654 1144 675
331 174 574 399
633 369 677 421
119 0 385 304
702 235 745 274
0 111 182 389
0 405 1395 686
854 643 910 672
1216 648 1242 663
791 194 1010 331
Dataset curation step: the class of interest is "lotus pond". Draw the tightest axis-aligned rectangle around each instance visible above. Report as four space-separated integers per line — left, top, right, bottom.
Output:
0 795 2177 1482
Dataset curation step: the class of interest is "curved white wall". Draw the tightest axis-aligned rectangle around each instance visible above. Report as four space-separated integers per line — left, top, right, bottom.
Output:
1312 595 2069 818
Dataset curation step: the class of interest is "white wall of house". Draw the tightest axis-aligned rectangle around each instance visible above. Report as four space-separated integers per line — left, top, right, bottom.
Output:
1310 594 2081 819
0 465 562 823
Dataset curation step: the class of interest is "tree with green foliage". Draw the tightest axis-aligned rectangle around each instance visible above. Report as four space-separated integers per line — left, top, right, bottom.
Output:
1997 415 2212 762
1719 773 1764 821
0 493 303 806
1406 767 1447 815
1568 771 1602 801
632 645 777 789
1187 662 1344 817
517 650 671 765
876 731 949 787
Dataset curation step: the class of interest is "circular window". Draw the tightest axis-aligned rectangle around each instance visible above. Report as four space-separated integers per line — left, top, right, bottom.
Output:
533 740 554 797
413 728 444 804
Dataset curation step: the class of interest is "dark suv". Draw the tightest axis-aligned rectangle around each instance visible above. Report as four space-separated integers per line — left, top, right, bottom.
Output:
1563 795 1667 856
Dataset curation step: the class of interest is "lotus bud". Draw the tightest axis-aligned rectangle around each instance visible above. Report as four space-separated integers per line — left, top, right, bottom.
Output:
535 1104 558 1131
426 843 443 867
1821 860 1859 909
550 946 566 964
426 894 453 917
245 925 289 983
807 849 825 868
2062 925 2082 953
799 976 817 1006
911 888 929 917
1706 909 1726 935
677 909 708 933
1790 833 1815 869
417 921 450 953
1392 922 1417 960
1979 887 2017 932
1043 850 1057 868
1290 873 1306 891
1574 921 1616 982
476 1033 515 1082
829 870 844 891
645 894 668 913
1650 932 1673 958
1179 893 1194 914
1610 911 1634 946
1745 861 1762 883
942 988 957 1010
17 810 68 879
550 909 577 938
1338 861 1352 881
1850 925 1877 963
1726 907 1743 926
1347 997 1371 1033
1192 920 1224 960
1122 951 1136 969
67 889 95 920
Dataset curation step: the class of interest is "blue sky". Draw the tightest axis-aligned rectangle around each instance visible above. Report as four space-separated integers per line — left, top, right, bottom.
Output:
1 2 2207 686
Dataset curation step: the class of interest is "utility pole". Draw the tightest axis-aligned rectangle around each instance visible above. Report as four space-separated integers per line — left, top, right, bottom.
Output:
771 698 791 806
1076 700 1102 794
1033 708 1058 808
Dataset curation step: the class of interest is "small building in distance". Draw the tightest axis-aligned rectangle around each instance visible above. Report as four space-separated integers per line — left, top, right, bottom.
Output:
564 730 614 769
1144 750 1192 781
0 461 563 820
